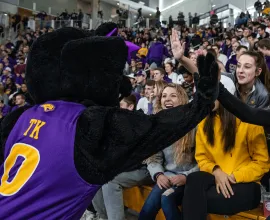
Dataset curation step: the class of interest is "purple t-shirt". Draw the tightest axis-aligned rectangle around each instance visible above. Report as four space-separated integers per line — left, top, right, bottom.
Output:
0 101 101 219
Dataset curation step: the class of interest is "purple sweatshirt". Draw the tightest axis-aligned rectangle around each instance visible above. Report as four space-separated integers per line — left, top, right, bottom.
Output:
14 75 24 85
146 42 169 63
1 105 11 116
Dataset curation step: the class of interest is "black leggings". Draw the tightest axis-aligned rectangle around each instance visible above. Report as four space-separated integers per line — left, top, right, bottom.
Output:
182 171 261 220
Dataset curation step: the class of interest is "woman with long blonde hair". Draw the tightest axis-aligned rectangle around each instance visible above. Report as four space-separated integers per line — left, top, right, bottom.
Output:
139 83 197 220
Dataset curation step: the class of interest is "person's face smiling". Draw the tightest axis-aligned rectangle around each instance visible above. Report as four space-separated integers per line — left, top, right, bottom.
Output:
161 87 181 109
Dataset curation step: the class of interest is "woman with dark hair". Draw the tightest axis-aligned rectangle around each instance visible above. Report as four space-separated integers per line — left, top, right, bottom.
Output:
165 62 178 84
128 59 138 74
182 77 269 220
235 51 270 102
5 77 17 96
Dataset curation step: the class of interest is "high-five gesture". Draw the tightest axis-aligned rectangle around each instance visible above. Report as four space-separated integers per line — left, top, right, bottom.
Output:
170 28 219 103
194 53 219 103
170 29 185 60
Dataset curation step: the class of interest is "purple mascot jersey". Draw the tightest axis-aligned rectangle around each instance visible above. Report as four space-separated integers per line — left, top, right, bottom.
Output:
0 101 101 220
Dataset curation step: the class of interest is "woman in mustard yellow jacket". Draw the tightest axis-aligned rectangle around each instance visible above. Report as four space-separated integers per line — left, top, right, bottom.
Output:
182 76 270 220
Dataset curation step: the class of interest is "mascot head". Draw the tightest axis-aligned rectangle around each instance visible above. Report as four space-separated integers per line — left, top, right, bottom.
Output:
26 23 132 106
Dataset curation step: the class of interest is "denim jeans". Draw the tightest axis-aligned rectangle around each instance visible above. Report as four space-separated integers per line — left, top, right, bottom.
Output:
139 184 184 220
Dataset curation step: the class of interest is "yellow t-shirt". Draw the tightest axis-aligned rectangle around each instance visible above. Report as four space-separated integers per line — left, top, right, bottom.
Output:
196 115 270 183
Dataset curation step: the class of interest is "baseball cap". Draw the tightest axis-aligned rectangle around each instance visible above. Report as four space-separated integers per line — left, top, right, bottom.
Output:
135 70 147 77
4 67 11 72
149 63 157 70
126 73 136 80
164 58 176 66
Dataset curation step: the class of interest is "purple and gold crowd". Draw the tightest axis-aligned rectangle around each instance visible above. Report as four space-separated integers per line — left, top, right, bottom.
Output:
3 3 270 219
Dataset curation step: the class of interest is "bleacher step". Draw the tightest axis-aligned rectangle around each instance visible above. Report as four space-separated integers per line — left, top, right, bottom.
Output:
123 186 266 220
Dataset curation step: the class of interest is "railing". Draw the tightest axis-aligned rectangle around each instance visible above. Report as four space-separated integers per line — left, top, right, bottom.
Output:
13 22 21 37
199 4 230 20
191 44 201 50
32 19 90 31
190 37 216 51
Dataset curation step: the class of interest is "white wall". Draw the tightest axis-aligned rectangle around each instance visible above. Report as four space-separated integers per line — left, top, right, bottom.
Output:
160 0 258 21
149 0 159 9
160 0 212 21
159 0 176 10
19 0 77 15
0 2 18 14
212 0 258 10
77 0 92 14
99 1 117 21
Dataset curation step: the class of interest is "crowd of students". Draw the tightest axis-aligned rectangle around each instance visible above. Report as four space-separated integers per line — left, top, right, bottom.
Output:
2 3 270 220
0 34 33 119
88 10 270 220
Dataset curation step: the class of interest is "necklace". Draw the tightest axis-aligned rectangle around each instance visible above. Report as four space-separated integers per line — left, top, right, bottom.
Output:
240 87 253 95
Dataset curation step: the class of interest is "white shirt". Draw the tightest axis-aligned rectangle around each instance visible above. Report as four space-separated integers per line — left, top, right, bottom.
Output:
240 38 250 49
176 74 185 85
220 75 236 94
137 97 150 114
168 72 178 84
218 54 228 66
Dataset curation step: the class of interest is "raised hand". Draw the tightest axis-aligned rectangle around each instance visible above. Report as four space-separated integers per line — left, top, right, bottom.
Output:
170 29 185 60
194 53 219 103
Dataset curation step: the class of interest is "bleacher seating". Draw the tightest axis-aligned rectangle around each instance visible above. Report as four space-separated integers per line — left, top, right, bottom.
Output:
123 185 266 220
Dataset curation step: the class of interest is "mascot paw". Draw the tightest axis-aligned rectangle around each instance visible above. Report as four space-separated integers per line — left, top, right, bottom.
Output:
195 53 219 103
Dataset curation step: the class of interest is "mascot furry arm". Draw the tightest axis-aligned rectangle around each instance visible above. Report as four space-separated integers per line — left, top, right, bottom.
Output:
0 25 218 185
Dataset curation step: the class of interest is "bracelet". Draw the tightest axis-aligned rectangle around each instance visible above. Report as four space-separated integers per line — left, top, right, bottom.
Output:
154 172 164 181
